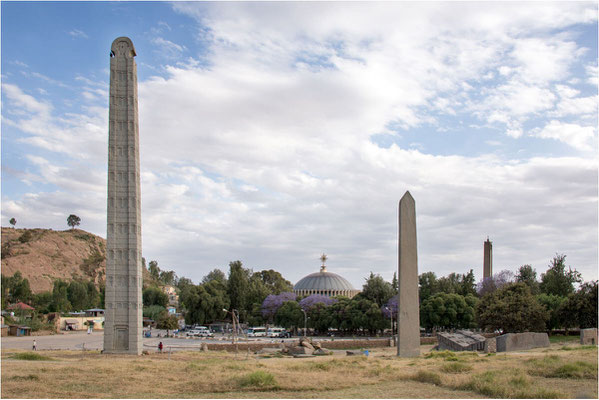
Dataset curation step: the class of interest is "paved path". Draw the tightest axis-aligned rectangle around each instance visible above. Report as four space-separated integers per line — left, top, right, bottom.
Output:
1 331 301 352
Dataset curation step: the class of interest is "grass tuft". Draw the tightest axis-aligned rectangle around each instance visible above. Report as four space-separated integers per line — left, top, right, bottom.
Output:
441 362 473 374
409 370 442 386
239 370 278 389
11 352 54 361
10 374 40 381
560 345 597 351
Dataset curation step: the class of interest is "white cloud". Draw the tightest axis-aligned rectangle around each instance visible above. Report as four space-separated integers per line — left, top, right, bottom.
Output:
68 29 88 39
3 2 598 287
533 120 596 151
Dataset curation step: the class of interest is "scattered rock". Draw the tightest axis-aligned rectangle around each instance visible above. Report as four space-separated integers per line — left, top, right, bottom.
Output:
313 348 331 356
346 350 359 356
141 350 149 355
256 347 280 355
289 346 312 355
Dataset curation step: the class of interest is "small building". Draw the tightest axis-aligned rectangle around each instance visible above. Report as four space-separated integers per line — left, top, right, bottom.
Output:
7 302 35 316
1 324 8 337
8 325 31 336
161 285 179 306
85 308 105 317
167 306 176 315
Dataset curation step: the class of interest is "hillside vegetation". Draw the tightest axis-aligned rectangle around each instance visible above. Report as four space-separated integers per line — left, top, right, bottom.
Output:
1 227 106 293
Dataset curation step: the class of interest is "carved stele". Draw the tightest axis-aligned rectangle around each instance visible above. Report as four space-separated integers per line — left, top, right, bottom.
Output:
397 191 420 357
103 37 142 355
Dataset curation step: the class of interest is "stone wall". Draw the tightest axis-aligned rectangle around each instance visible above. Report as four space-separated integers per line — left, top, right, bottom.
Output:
496 332 549 352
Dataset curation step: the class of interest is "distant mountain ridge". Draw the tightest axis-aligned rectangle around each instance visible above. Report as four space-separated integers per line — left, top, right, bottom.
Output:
1 227 107 293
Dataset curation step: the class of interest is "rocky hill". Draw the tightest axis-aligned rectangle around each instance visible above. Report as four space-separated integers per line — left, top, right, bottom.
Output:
1 227 107 293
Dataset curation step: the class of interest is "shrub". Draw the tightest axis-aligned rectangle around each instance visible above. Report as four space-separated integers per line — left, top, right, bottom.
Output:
239 370 278 389
10 374 39 381
441 362 473 374
18 231 33 243
410 370 442 386
11 352 54 361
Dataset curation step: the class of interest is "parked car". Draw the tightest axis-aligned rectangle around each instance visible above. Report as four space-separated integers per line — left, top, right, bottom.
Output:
186 329 201 337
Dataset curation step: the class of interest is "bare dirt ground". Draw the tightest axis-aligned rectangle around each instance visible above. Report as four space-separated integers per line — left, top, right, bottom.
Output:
1 341 596 398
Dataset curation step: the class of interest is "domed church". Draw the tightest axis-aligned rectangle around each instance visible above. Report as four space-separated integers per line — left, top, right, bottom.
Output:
294 254 360 298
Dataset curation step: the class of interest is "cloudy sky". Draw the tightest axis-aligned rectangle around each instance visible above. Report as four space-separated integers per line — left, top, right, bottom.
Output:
2 2 597 288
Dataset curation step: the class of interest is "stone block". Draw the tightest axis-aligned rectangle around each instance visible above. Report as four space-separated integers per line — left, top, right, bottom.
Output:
496 332 549 352
484 337 496 353
580 328 597 345
313 348 331 355
289 346 312 355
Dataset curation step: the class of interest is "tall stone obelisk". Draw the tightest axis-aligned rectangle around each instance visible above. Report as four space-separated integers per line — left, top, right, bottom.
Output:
104 37 142 355
483 238 493 279
397 191 420 357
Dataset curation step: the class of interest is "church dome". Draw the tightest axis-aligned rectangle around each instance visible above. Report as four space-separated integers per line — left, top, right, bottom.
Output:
293 255 360 298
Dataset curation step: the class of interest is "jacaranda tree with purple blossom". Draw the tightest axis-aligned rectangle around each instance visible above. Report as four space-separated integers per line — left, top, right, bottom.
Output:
299 294 337 310
261 292 296 322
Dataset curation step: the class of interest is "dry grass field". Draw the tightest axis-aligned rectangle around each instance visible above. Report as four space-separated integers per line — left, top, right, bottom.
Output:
1 343 596 398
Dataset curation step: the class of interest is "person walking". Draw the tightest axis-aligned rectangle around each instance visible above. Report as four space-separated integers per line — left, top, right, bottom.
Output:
32 339 37 351
158 341 163 353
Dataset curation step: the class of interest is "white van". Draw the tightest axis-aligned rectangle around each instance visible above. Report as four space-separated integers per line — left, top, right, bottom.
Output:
267 327 285 338
247 327 267 337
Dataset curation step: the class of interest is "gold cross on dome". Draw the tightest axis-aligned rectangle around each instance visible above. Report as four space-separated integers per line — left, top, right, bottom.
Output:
320 253 327 266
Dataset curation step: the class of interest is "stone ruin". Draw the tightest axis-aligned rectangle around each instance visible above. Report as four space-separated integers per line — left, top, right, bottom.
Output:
256 337 332 357
437 330 486 352
495 332 549 352
580 328 597 345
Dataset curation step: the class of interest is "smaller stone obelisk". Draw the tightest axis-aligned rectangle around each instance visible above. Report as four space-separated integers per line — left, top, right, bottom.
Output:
483 238 493 279
397 191 420 357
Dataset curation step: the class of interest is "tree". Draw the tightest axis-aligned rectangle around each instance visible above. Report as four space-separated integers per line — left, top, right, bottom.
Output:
419 272 438 303
559 281 598 329
67 281 89 311
50 279 71 312
261 292 296 322
540 254 582 297
476 282 548 333
143 304 166 322
516 265 539 295
143 287 168 308
477 270 515 297
179 279 228 325
9 218 16 227
2 272 33 304
227 261 250 321
252 269 293 294
157 312 179 330
361 272 395 307
420 293 477 330
148 260 160 281
274 300 304 332
67 214 81 229
536 293 566 330
202 269 227 284
159 270 177 286
391 272 398 294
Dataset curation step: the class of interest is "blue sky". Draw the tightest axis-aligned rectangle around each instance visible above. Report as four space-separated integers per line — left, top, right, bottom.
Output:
2 1 597 288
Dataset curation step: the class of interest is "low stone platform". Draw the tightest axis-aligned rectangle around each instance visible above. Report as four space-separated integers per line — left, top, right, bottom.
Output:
580 328 597 345
496 332 549 352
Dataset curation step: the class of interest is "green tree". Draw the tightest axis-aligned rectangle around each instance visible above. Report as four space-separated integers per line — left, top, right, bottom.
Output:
536 293 566 330
32 292 53 314
67 280 89 311
458 270 477 297
143 286 168 308
476 282 548 333
67 214 81 229
50 279 71 312
159 270 177 286
9 218 16 227
540 254 582 297
202 269 227 284
227 261 250 321
179 279 228 325
274 301 304 332
148 260 160 281
253 269 293 294
3 272 33 304
326 297 352 333
559 281 598 329
516 264 539 295
391 272 398 294
143 305 166 322
361 272 395 307
420 293 477 330
419 272 438 303
157 312 179 330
